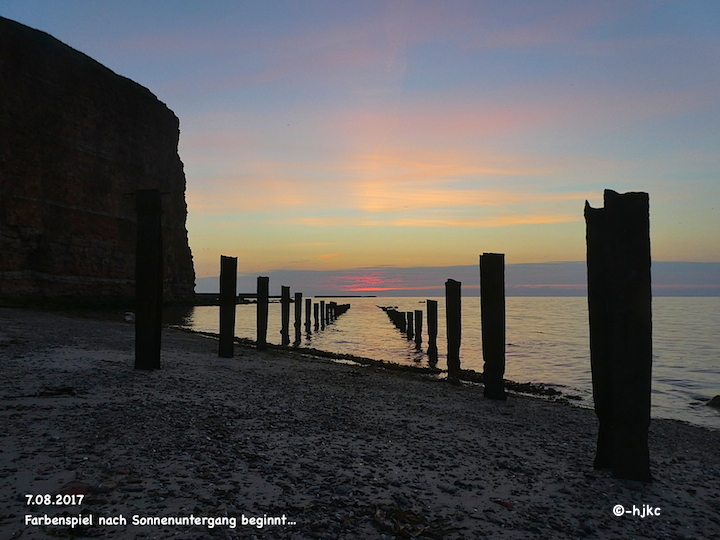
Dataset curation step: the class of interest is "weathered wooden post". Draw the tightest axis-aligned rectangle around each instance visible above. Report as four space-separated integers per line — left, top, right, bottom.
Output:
305 298 312 334
135 189 163 370
281 286 291 346
256 276 269 351
294 292 302 345
406 311 414 340
426 300 438 364
320 300 326 330
585 189 652 482
445 279 461 381
414 309 423 348
480 253 506 400
218 255 237 358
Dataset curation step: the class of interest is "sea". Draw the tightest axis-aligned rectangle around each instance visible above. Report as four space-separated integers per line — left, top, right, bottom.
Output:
168 297 720 430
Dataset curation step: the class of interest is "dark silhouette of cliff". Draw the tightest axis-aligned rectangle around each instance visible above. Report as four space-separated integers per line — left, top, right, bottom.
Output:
0 17 195 304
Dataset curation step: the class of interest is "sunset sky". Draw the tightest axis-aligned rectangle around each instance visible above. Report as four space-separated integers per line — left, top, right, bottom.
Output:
5 1 720 282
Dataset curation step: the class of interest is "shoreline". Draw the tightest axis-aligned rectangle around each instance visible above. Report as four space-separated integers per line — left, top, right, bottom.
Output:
182 298 720 431
1 307 719 539
177 326 576 402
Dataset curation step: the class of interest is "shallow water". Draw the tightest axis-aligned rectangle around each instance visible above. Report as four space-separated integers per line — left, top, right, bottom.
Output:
169 296 720 430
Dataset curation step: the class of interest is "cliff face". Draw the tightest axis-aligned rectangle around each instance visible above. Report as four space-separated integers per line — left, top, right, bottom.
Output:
0 17 195 304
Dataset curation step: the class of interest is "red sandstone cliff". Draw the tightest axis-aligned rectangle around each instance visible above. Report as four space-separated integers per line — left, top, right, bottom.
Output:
0 17 195 304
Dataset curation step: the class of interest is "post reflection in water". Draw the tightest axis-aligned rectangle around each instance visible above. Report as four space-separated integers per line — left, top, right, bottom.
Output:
171 297 720 429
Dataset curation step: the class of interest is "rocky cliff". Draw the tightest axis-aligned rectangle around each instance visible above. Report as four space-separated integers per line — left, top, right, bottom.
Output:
0 17 195 304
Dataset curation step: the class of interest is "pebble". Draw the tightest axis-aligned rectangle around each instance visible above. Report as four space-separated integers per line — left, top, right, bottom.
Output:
1 309 719 539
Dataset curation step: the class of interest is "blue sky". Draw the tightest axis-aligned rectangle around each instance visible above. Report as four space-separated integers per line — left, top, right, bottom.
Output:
3 1 719 287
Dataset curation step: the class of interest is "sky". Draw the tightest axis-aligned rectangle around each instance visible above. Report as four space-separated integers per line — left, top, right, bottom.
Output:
3 0 720 286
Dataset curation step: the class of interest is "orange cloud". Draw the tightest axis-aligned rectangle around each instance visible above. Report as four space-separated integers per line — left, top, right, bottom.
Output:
388 214 581 227
186 172 351 214
282 212 580 228
356 182 594 213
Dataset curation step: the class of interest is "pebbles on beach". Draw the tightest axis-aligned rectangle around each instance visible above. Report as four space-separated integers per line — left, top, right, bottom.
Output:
1 308 719 539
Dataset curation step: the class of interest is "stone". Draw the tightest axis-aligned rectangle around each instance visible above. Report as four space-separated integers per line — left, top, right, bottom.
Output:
0 17 194 304
707 395 720 408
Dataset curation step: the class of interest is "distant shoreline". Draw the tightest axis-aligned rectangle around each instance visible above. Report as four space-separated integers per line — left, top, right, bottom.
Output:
195 261 720 297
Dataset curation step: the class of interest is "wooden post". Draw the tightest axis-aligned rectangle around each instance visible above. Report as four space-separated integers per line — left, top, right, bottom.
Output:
320 300 326 330
281 286 291 346
406 311 414 340
426 300 438 365
294 292 302 345
414 309 423 348
256 276 269 350
135 189 163 370
313 303 319 330
586 189 652 482
218 255 237 358
480 253 506 400
445 279 461 381
305 298 312 334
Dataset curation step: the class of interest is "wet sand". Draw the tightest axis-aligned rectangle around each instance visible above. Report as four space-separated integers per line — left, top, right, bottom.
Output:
1 307 719 539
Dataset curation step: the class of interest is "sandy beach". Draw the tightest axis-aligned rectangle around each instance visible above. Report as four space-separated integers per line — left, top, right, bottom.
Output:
1 307 719 539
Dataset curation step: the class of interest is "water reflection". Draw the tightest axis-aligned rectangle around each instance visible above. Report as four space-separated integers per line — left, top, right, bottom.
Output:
172 297 720 429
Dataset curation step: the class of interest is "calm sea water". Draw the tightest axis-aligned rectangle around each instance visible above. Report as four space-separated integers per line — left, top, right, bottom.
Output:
169 297 720 430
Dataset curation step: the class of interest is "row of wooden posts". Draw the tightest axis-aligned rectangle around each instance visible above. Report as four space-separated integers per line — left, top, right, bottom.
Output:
379 253 507 400
134 188 653 482
220 257 351 357
381 303 438 363
133 190 353 368
376 191 652 482
381 306 426 347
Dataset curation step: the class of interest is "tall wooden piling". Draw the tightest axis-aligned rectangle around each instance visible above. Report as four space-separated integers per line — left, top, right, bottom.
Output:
480 253 506 400
313 303 320 330
305 298 312 333
218 255 237 358
256 276 269 350
414 309 423 348
135 189 163 370
320 301 326 330
294 292 302 344
281 286 291 346
445 279 462 380
426 300 438 364
585 189 652 482
406 311 414 340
